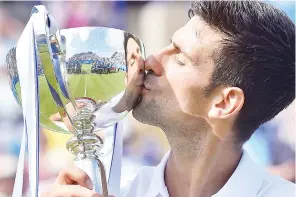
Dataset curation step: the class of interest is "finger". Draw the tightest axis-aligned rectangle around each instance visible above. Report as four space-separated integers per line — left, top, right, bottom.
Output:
62 116 74 131
50 185 101 197
55 166 93 190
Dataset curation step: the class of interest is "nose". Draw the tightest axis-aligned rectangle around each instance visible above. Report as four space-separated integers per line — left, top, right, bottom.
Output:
145 46 173 76
133 52 145 72
145 55 162 76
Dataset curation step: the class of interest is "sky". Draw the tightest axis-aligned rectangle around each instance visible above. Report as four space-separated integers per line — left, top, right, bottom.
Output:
61 27 125 59
268 1 295 22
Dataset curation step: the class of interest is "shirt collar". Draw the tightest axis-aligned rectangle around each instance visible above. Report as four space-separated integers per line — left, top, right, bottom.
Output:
144 150 269 197
212 151 268 197
144 151 170 197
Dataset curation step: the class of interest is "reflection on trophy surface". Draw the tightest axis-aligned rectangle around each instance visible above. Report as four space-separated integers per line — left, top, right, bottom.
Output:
113 33 145 113
6 20 145 196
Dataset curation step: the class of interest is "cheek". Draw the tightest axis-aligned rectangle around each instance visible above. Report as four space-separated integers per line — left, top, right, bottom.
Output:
185 87 208 116
166 70 208 115
127 67 136 82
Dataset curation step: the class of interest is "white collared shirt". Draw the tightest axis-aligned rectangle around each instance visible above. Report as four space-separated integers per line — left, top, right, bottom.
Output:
121 151 295 197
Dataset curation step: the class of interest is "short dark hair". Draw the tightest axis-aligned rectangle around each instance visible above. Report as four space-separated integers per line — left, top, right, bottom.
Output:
189 1 295 143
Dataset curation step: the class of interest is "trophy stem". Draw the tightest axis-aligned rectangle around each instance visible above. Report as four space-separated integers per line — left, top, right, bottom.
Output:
73 158 108 197
66 99 108 196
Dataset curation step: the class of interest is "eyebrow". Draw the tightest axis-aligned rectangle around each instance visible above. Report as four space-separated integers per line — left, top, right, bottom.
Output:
170 38 193 62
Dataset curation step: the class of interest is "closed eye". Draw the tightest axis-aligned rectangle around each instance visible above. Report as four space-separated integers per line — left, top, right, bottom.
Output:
170 38 192 63
130 59 135 66
175 54 186 66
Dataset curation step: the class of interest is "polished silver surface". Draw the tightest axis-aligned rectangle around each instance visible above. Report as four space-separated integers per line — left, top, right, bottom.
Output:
7 27 145 134
6 18 145 196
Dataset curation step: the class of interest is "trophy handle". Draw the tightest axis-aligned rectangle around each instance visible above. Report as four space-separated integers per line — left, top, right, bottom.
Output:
73 158 108 197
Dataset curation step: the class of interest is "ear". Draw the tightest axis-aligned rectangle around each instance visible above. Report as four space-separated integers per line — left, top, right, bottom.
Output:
208 87 244 119
208 87 244 139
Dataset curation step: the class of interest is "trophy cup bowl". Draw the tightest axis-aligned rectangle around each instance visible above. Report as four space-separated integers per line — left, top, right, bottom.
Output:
6 15 145 196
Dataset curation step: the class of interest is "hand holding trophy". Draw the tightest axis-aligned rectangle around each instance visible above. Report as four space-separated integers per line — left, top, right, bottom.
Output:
6 5 145 197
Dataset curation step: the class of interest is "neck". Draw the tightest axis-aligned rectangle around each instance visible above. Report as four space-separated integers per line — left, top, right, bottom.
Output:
164 128 242 197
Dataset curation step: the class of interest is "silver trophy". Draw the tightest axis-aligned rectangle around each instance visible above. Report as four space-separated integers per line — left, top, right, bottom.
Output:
6 6 145 197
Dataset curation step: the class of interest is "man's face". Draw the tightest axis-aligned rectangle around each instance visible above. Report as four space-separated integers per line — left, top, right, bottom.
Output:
126 38 142 84
133 16 224 130
120 37 145 111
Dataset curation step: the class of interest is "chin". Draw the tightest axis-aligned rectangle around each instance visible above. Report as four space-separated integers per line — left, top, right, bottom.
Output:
131 108 144 123
132 103 151 124
132 99 161 126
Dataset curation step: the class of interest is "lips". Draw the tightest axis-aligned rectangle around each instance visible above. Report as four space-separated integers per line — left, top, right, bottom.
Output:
144 84 151 90
134 83 149 92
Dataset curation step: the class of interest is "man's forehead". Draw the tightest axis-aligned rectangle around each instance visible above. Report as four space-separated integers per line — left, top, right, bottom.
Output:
127 38 138 45
173 15 224 63
186 15 225 44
